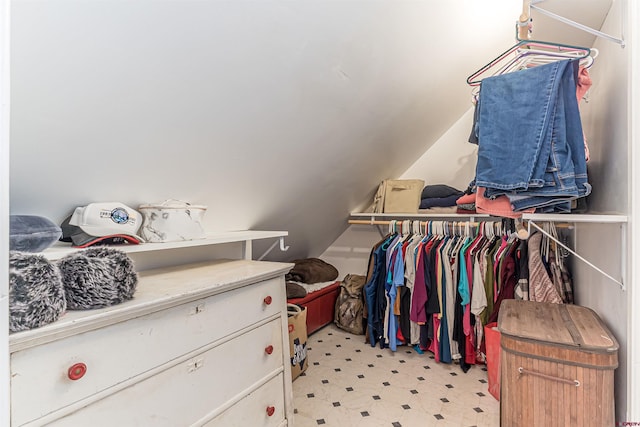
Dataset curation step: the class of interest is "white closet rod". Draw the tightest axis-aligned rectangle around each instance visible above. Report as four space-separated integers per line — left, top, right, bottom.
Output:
530 4 625 47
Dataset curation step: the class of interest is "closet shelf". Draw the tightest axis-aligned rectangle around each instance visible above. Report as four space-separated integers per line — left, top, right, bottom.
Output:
349 212 628 224
521 213 628 223
41 230 289 261
349 212 490 222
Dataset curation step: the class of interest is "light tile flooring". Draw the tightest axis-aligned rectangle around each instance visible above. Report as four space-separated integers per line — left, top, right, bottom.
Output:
292 324 499 427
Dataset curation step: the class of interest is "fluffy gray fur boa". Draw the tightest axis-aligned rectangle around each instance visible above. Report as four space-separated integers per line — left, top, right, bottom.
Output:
57 247 138 310
9 247 138 332
9 252 66 332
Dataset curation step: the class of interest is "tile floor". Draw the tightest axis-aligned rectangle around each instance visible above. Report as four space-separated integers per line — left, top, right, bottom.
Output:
292 324 499 427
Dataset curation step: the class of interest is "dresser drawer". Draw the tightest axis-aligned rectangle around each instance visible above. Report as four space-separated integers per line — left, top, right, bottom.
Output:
11 277 284 426
48 318 284 427
204 373 286 427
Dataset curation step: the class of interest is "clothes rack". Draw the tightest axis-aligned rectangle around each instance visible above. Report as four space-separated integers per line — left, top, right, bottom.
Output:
349 214 627 290
349 218 546 239
519 0 625 47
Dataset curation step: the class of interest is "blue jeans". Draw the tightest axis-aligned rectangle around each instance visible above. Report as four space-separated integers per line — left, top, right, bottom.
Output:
474 59 589 210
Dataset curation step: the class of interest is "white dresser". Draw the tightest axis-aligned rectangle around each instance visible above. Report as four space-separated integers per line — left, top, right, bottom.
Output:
9 259 294 427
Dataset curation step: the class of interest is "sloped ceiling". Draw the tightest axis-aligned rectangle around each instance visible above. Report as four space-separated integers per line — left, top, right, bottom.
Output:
9 0 613 261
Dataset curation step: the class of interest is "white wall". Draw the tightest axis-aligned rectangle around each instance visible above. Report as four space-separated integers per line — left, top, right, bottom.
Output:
0 0 9 423
400 107 477 191
321 108 478 277
9 0 522 263
573 0 629 421
629 0 640 420
318 225 381 279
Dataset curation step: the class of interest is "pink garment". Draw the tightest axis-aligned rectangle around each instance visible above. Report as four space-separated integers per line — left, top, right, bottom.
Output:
475 187 535 219
430 314 441 362
577 66 592 162
576 66 592 102
456 193 475 206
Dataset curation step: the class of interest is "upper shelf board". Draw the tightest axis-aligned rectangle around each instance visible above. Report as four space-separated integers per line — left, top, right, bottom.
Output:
41 230 289 261
349 212 628 223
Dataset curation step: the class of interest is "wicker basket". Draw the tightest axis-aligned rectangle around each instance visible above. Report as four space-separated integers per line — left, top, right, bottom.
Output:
498 300 618 427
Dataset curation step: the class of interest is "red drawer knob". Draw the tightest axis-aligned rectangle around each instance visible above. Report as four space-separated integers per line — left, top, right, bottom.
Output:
263 295 272 305
266 406 275 417
68 363 87 381
265 345 274 355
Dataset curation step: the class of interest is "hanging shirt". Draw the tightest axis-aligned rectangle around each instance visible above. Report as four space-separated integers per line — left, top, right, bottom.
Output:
383 238 402 349
441 237 459 360
386 246 404 352
365 234 392 347
404 234 422 345
410 240 428 325
367 233 396 348
432 236 448 362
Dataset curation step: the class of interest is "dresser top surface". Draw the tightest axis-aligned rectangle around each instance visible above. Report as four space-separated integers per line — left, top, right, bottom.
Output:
10 259 293 351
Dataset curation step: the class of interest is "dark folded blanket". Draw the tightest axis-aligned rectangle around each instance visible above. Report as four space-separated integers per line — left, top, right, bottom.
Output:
420 194 462 209
286 282 308 299
420 184 463 200
285 258 339 284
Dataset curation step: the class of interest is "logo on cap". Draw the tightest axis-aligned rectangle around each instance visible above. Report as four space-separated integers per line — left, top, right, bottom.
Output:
111 208 130 224
99 207 131 225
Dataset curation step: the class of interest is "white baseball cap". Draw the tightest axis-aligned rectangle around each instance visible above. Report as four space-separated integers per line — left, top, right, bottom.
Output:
61 203 144 248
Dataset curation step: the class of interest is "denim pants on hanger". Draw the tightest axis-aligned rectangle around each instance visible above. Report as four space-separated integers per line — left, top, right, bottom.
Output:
474 59 590 210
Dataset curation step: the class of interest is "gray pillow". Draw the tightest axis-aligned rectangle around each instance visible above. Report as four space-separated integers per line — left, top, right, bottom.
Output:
10 215 62 252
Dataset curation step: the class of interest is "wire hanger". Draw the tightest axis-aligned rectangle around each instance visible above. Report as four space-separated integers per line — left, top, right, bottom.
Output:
467 38 591 87
467 19 593 88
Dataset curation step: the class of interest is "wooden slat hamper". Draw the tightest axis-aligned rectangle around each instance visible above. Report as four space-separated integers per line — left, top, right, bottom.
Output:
498 300 618 427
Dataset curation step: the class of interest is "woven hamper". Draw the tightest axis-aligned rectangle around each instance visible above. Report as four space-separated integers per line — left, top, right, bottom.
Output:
498 300 618 427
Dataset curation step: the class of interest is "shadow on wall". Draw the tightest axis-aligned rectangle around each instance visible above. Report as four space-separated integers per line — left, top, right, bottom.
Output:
455 149 477 190
400 108 478 191
320 225 386 277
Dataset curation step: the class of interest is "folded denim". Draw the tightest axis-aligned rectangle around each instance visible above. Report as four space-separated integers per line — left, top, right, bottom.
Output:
536 201 572 213
474 59 590 209
510 195 574 212
507 188 588 212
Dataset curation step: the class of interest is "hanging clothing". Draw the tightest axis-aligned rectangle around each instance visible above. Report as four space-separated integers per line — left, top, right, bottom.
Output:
528 232 563 304
364 233 395 347
487 242 518 324
514 239 530 300
404 234 422 345
362 220 573 376
441 236 459 360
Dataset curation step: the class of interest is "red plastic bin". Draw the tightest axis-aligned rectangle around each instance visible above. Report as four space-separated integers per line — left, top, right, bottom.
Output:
287 281 340 335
